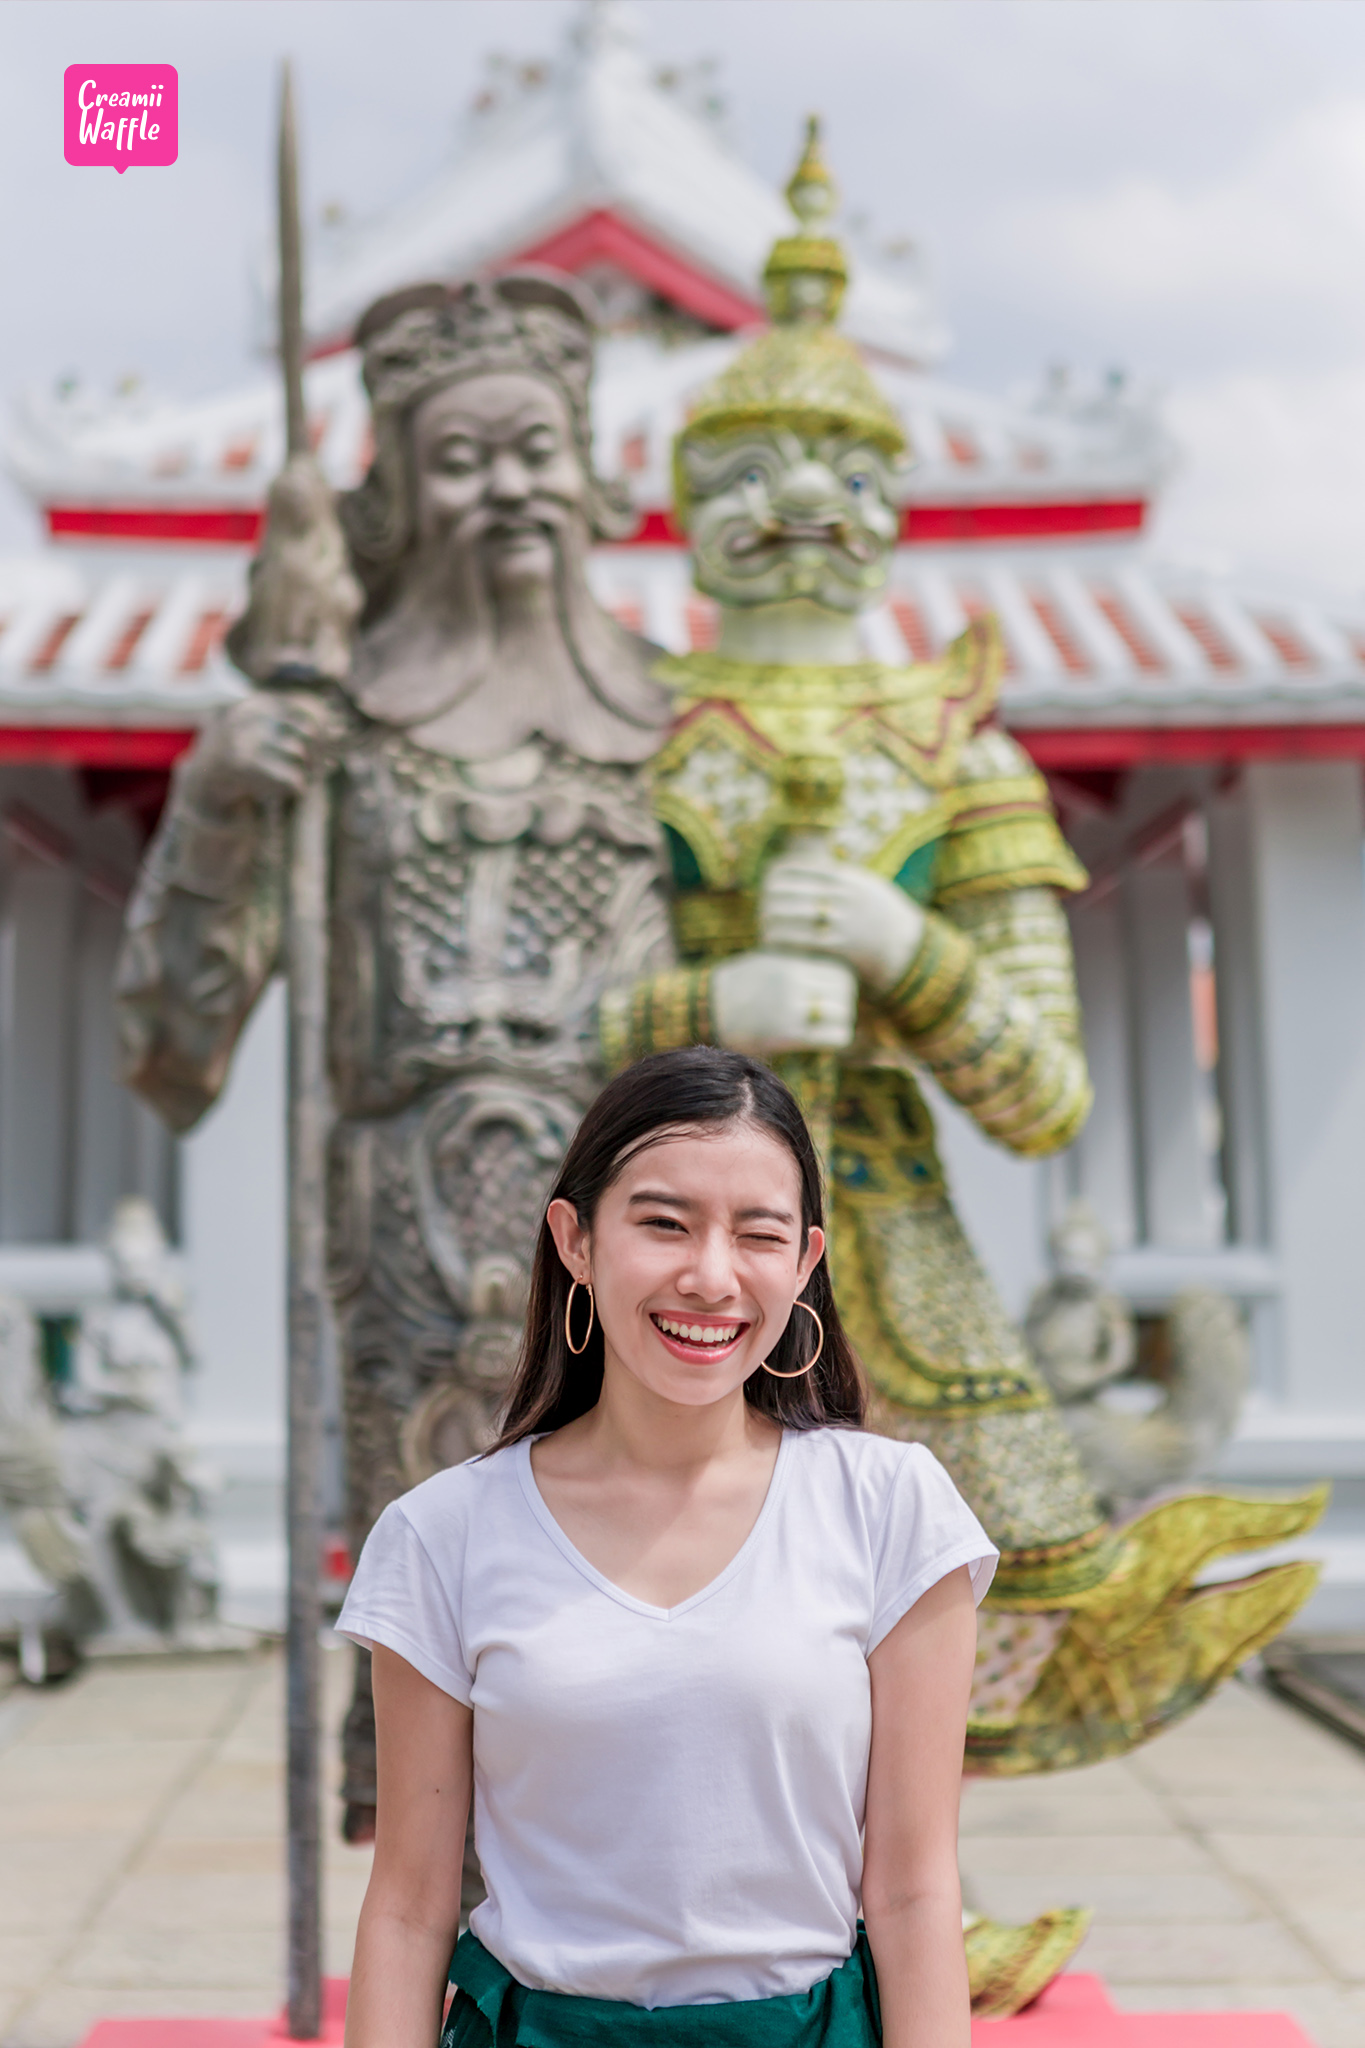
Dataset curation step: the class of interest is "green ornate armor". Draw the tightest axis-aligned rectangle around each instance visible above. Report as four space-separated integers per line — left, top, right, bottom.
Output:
601 621 1123 1603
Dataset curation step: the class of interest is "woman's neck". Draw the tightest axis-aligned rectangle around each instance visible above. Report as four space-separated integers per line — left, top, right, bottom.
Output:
714 599 865 667
567 1357 775 1476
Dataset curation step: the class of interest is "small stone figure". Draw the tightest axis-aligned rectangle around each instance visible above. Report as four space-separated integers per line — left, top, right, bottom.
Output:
1024 1201 1136 1404
0 1292 93 1678
1027 1201 1250 1512
0 1198 220 1675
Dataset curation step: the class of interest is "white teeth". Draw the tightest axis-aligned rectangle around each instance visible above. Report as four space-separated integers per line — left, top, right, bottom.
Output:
656 1317 740 1345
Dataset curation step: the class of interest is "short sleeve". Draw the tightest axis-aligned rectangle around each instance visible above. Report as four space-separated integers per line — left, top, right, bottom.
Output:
336 1499 474 1705
868 1445 998 1653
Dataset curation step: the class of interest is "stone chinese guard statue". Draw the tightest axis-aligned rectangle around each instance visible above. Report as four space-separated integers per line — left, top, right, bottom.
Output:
115 272 674 1836
605 122 1324 1813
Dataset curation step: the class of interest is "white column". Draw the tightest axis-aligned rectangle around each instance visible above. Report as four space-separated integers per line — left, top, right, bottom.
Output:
180 976 287 1474
1244 761 1365 1415
1206 786 1268 1247
1067 894 1139 1250
922 1079 1050 1322
0 844 77 1241
1125 857 1222 1249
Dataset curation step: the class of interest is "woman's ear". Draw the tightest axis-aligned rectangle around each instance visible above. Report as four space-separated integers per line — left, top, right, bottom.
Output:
546 1198 591 1283
795 1225 825 1295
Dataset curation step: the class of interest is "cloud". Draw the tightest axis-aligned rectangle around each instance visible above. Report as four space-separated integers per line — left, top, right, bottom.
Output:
985 95 1365 373
1154 368 1365 597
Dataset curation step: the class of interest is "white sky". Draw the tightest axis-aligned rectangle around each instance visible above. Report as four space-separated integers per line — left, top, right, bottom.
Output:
3 0 1365 592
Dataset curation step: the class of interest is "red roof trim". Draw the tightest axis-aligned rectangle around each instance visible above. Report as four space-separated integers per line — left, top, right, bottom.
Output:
0 720 1359 773
304 206 764 358
48 506 264 547
903 500 1146 543
506 209 761 333
1017 725 1365 769
0 727 195 767
45 497 1150 551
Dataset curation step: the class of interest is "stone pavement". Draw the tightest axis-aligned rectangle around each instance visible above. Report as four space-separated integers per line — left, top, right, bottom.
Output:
961 1673 1365 2048
0 1639 373 2048
1 1641 1363 2048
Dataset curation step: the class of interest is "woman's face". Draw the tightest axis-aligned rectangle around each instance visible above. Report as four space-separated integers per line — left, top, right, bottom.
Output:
547 1122 825 1410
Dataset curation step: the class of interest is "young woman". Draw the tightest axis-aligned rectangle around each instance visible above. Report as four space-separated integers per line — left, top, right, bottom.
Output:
339 1047 996 2048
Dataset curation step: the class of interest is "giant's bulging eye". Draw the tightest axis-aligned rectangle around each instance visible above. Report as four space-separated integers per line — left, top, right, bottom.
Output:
744 468 764 487
847 473 870 496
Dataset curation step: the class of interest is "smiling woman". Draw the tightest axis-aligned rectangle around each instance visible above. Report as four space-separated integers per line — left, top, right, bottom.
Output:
337 1047 997 2048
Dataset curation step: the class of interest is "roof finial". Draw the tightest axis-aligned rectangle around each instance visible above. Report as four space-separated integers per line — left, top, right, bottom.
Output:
763 114 848 327
675 116 907 468
785 114 836 231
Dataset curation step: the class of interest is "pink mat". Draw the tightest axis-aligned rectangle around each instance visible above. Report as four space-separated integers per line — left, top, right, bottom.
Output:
78 1974 1317 2048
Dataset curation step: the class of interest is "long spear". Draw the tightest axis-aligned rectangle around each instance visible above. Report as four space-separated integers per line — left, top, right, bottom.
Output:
277 59 328 2042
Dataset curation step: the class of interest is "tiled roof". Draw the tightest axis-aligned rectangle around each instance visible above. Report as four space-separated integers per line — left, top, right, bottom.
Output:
292 2 948 365
0 544 1352 735
6 340 1167 543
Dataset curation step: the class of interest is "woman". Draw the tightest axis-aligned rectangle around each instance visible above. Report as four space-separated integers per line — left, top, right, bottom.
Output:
339 1047 996 2048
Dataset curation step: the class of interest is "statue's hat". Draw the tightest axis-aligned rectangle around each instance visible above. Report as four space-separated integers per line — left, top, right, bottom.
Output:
678 119 908 461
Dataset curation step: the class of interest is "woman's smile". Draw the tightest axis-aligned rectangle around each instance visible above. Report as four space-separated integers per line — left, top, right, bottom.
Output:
649 1312 751 1363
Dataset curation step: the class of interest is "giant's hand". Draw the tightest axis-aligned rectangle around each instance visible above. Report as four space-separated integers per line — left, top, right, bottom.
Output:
759 853 925 994
227 454 362 688
711 951 857 1054
178 692 341 818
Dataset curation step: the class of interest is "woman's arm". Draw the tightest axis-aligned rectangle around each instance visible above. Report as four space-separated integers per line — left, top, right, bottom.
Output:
345 1646 473 2048
862 1566 978 2048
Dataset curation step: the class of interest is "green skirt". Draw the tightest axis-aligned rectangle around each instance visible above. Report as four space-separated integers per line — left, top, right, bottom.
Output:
442 1929 882 2048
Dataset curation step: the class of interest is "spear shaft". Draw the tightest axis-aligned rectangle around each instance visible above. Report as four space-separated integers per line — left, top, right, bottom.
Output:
277 58 326 2042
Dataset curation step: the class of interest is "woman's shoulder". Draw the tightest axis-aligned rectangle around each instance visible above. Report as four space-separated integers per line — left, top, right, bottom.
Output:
382 1440 528 1548
788 1424 940 1488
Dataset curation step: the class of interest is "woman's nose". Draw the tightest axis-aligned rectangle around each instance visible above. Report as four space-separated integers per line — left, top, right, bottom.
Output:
678 1229 739 1302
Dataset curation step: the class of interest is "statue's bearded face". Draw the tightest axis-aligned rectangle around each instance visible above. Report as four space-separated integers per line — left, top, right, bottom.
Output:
411 372 587 601
681 427 899 613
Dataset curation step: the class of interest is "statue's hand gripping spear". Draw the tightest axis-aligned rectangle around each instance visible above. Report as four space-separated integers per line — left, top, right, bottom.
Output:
225 63 359 2043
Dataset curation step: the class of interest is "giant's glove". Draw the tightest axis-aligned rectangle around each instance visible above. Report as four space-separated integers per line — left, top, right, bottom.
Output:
712 951 857 1054
759 852 925 994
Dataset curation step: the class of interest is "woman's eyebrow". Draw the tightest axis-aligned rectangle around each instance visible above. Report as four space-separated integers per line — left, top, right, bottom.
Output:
626 1191 795 1226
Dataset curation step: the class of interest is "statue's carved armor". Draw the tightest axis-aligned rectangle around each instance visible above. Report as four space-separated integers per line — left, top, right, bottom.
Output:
120 724 670 1550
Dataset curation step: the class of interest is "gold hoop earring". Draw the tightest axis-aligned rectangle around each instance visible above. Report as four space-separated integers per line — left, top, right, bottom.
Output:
564 1279 595 1355
760 1300 824 1379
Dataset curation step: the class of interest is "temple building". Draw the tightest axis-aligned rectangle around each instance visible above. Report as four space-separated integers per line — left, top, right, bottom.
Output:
0 0 1362 1627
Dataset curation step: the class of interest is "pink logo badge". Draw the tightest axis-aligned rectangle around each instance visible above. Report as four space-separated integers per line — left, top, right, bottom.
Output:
64 65 178 173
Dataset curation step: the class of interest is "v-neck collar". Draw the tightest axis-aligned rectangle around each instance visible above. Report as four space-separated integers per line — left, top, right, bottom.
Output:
514 1429 792 1621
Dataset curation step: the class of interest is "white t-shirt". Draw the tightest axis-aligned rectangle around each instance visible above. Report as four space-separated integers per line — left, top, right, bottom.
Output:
338 1425 996 2009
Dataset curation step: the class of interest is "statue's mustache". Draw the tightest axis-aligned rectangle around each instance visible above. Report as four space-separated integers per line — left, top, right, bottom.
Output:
440 495 575 551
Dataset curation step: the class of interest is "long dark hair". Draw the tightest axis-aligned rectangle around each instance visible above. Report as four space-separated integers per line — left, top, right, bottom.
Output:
491 1047 867 1449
